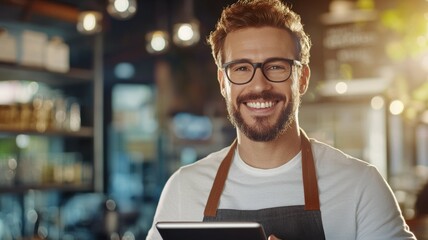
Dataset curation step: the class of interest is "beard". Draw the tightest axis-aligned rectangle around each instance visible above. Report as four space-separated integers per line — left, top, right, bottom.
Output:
226 90 299 142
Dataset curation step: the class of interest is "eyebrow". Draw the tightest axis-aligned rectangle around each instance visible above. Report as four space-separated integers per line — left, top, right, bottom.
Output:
227 58 252 63
227 57 290 63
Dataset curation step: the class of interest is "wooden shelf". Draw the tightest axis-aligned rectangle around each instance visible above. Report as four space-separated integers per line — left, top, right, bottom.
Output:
0 20 104 196
0 126 93 137
0 62 93 85
0 183 93 193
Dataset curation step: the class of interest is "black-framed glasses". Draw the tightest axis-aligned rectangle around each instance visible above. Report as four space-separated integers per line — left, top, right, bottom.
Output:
221 57 302 85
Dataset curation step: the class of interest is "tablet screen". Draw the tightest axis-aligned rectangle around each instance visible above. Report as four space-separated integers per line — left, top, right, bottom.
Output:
156 221 267 240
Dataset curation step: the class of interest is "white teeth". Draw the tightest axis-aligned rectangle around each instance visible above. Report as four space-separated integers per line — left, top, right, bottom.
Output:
246 101 274 109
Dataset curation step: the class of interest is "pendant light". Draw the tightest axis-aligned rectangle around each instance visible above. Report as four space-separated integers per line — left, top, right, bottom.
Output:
172 0 200 47
107 0 137 20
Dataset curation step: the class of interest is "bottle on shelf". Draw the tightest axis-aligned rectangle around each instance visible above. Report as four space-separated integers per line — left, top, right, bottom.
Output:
0 28 17 63
44 36 70 73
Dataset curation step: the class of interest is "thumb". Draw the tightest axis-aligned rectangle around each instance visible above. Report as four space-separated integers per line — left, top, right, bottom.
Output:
268 235 282 240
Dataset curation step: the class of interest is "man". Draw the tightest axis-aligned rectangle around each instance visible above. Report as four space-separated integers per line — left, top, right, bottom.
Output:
146 0 416 239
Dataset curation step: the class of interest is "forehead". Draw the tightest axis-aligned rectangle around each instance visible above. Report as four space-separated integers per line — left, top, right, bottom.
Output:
223 26 297 62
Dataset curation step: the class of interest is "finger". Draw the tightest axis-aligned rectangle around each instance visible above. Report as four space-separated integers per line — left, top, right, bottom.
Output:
268 234 282 240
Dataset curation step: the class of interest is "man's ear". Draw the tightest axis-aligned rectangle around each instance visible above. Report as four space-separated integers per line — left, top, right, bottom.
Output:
218 69 226 97
299 65 311 94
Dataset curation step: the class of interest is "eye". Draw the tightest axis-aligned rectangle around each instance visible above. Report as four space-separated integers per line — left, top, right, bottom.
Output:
264 60 290 72
229 62 252 72
268 65 285 70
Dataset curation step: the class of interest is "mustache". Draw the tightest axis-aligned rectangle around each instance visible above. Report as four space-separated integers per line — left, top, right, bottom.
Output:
236 90 286 104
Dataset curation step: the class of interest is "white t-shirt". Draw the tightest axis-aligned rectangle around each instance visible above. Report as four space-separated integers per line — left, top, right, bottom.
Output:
146 139 415 240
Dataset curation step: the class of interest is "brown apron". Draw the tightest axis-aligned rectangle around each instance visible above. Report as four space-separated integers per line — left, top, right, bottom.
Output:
203 130 326 240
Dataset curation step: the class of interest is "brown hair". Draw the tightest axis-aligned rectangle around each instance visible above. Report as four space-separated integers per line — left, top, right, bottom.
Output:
207 0 311 67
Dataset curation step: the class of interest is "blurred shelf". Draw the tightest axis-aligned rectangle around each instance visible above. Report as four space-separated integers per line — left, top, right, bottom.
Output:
0 62 94 85
0 126 93 137
0 183 93 193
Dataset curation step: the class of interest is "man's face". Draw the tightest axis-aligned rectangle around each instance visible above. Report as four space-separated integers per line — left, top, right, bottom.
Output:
218 27 308 142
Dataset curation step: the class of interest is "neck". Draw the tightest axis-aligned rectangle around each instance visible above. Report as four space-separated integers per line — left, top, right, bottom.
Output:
236 125 302 169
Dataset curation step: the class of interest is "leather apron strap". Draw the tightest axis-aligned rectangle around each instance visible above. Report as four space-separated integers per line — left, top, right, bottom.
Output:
204 139 237 217
204 130 320 217
300 130 320 211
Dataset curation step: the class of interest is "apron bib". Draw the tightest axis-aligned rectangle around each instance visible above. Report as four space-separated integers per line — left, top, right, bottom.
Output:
203 130 326 240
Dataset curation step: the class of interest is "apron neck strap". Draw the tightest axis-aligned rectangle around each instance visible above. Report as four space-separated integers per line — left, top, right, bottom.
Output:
300 130 320 211
204 139 237 217
204 130 320 217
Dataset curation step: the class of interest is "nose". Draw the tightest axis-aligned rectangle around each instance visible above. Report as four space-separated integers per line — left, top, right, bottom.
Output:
249 67 272 91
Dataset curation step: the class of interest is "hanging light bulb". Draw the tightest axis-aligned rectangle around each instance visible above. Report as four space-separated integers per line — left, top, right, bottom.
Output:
173 20 200 47
107 0 137 20
146 30 169 54
172 0 200 47
77 11 102 34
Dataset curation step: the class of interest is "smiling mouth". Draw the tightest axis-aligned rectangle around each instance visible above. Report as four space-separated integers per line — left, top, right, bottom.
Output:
245 101 276 109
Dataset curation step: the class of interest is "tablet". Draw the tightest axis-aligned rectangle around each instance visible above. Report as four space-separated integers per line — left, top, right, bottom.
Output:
156 221 267 240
